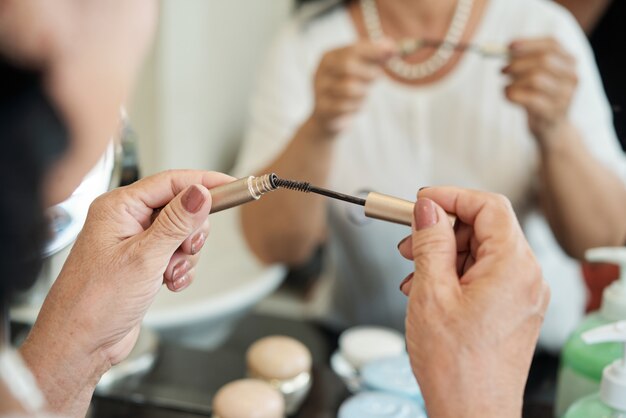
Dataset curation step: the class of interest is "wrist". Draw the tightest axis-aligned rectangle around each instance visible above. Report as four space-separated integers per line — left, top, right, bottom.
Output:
415 352 523 418
19 311 110 416
305 114 342 141
534 118 574 156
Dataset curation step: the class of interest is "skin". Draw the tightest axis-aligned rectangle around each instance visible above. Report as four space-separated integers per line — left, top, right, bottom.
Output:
0 1 234 416
398 188 550 418
241 0 626 265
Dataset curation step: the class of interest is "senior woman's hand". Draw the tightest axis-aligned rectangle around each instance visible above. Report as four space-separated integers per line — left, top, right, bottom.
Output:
397 188 550 418
310 39 395 136
20 169 233 417
502 38 578 147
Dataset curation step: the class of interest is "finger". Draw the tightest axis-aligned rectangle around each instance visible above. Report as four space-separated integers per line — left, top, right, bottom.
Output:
506 72 562 98
502 54 576 82
505 86 554 117
400 272 414 296
418 187 520 246
397 235 412 260
164 251 200 285
171 268 195 293
349 38 396 64
508 37 563 57
325 39 395 78
409 198 459 296
325 57 383 81
180 217 210 255
123 169 234 210
317 96 365 115
324 78 369 101
135 184 212 261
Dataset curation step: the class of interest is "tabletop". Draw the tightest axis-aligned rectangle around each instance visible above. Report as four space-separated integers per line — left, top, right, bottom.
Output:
86 314 558 418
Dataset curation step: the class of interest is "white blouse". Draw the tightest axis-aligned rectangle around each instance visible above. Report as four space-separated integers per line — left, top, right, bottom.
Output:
234 0 626 350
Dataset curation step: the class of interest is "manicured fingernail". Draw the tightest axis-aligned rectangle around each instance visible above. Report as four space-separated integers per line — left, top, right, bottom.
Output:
183 185 205 213
397 236 410 250
399 272 414 292
414 198 438 230
172 260 188 282
173 274 189 292
190 232 205 255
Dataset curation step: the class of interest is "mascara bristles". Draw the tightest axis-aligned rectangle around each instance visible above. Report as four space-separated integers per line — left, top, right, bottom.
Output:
274 176 367 207
274 178 312 193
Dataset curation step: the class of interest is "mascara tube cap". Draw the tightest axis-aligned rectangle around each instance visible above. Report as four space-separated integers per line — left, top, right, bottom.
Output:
364 192 456 227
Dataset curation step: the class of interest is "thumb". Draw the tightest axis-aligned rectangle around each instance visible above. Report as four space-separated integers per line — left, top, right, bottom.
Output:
141 184 212 260
410 198 458 296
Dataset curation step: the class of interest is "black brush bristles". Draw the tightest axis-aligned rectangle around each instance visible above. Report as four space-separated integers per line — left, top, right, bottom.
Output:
274 177 312 193
274 176 366 207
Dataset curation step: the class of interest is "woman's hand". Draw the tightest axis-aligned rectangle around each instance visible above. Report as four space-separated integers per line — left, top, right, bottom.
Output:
503 38 578 146
21 170 233 417
309 39 395 136
397 188 550 418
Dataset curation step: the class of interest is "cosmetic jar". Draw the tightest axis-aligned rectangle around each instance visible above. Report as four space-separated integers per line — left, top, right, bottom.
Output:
246 336 312 414
212 378 285 418
338 392 427 418
361 353 423 405
339 326 406 370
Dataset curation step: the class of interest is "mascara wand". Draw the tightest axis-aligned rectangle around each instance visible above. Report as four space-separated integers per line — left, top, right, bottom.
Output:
271 175 456 227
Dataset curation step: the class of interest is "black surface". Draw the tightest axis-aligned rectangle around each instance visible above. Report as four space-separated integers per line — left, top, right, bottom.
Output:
90 315 349 418
86 314 559 418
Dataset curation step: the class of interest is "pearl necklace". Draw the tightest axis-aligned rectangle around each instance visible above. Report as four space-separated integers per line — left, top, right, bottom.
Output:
360 0 474 80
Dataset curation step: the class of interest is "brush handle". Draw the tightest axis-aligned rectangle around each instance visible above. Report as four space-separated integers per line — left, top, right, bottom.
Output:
364 192 457 227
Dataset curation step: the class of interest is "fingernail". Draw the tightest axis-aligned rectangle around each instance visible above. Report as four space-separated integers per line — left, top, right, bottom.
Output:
183 185 205 213
414 198 438 230
399 272 414 291
191 232 205 255
397 236 410 250
418 186 430 192
172 260 188 282
173 274 189 292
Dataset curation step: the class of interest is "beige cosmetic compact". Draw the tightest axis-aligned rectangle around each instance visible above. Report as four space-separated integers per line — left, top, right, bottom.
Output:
246 336 313 414
212 378 285 418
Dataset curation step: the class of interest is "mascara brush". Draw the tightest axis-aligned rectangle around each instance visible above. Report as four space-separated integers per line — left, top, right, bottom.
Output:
272 175 456 227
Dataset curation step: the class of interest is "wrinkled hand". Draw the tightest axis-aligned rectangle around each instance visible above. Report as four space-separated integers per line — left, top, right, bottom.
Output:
397 188 550 418
310 39 395 135
503 38 578 143
31 170 233 366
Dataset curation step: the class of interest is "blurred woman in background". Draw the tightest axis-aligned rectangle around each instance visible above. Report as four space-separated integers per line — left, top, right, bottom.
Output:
236 0 626 349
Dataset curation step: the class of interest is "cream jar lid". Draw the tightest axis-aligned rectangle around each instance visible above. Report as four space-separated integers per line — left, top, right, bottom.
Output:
247 336 312 381
212 379 285 418
339 326 406 370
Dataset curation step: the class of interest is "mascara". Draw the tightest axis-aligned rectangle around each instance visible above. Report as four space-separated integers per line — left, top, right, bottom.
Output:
273 176 456 227
210 173 455 227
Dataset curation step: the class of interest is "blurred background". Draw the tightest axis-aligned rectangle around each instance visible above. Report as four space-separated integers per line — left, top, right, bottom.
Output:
130 0 292 176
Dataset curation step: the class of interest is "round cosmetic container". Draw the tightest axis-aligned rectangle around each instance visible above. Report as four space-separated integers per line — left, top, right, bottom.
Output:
246 335 312 414
212 378 285 418
339 326 406 370
361 354 423 405
338 392 427 418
